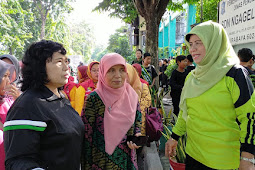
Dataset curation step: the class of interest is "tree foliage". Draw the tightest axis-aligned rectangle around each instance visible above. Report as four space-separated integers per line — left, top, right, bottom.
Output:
0 0 94 62
0 0 73 59
195 0 221 23
69 20 95 62
94 0 199 74
93 0 138 23
91 26 135 63
167 0 198 11
0 0 33 58
91 45 108 62
158 47 169 59
94 0 199 24
94 0 194 65
107 26 133 61
31 0 73 39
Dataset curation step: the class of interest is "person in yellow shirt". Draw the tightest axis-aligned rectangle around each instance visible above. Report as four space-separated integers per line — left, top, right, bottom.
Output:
63 76 77 108
75 61 99 115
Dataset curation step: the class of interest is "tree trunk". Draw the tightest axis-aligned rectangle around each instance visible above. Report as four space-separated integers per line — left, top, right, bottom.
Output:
40 18 46 39
34 0 49 40
133 0 169 89
145 15 159 88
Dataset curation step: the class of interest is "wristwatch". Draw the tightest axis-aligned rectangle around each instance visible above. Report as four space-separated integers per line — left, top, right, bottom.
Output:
240 157 255 164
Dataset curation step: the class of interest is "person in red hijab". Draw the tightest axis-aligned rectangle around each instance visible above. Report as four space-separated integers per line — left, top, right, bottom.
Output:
132 63 149 86
63 76 77 108
77 65 89 84
75 61 99 115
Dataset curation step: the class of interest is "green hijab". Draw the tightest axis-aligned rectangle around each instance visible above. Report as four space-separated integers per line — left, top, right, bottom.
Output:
180 21 240 120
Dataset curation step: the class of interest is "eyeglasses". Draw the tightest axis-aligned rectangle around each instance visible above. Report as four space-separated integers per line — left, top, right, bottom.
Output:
189 41 204 49
91 69 99 73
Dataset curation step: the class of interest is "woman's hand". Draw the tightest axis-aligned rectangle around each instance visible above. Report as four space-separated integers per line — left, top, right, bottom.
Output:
239 152 255 170
127 133 142 150
4 83 20 100
165 138 178 158
127 141 140 150
135 133 142 137
239 160 254 170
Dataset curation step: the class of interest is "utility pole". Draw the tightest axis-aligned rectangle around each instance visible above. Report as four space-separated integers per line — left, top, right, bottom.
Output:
201 0 203 22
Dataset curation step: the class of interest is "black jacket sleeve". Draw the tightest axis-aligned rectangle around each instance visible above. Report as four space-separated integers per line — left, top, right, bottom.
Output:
4 106 47 170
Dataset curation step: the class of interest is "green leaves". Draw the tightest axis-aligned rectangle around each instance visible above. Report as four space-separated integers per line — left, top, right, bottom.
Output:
167 0 199 12
158 47 169 59
94 0 137 24
91 45 108 62
69 20 95 60
0 0 76 59
162 124 172 140
176 134 186 163
165 59 178 78
107 26 133 60
161 111 187 163
167 1 183 12
0 0 31 58
195 0 221 22
95 0 200 24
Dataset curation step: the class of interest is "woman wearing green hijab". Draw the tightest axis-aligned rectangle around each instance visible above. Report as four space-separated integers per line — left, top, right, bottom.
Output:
165 21 255 169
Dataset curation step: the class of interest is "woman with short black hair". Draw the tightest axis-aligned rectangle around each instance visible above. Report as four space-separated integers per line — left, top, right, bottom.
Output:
4 40 84 170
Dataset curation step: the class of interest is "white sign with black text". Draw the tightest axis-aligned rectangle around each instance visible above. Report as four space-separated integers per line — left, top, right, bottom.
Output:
219 0 255 45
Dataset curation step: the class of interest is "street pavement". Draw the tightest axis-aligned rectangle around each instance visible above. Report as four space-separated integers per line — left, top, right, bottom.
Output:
142 89 173 170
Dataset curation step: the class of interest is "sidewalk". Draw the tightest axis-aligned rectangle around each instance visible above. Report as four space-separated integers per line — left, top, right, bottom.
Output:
142 89 172 170
143 141 163 170
160 91 172 170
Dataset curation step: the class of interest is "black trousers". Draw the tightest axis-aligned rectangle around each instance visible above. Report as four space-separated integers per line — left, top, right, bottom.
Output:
170 92 181 116
185 154 216 170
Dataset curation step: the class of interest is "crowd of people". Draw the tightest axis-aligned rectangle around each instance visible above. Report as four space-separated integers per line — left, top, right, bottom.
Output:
0 20 254 170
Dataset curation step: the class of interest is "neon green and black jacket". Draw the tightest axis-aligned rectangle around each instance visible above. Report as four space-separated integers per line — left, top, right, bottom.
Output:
172 65 255 169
